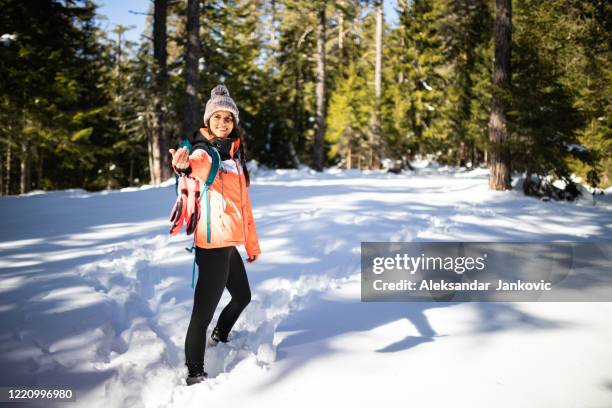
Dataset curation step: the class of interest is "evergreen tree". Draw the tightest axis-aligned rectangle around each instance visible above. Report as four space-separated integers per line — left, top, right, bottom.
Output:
0 0 116 193
272 0 339 170
383 0 449 162
439 0 493 167
557 0 611 188
510 0 595 198
100 24 150 188
326 60 372 168
149 0 170 184
181 0 201 139
1 0 608 193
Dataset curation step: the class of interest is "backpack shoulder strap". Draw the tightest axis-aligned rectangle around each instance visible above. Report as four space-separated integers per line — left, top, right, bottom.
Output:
179 138 192 151
203 146 220 188
201 145 221 247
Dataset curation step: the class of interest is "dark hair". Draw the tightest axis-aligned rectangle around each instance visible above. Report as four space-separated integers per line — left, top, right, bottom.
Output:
205 114 251 187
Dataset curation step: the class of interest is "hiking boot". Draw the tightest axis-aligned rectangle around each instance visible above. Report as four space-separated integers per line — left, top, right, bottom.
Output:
185 361 208 386
208 326 229 347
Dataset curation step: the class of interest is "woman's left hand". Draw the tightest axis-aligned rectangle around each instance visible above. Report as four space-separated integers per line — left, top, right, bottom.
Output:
246 254 259 264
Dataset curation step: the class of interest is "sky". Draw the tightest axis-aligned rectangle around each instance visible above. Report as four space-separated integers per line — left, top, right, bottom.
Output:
95 0 151 44
95 0 400 45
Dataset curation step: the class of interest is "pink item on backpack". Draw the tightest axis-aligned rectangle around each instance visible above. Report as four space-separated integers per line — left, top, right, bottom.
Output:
169 176 189 235
185 176 201 235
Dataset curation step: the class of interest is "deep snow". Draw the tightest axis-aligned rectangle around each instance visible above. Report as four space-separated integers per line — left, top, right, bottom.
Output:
1 165 611 408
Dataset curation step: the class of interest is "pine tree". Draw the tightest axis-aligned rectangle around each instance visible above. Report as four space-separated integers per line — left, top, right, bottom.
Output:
383 0 449 162
2 0 607 192
326 60 372 168
510 0 594 198
274 0 329 168
100 24 150 188
149 0 170 184
439 0 493 167
0 0 116 193
558 0 611 188
181 0 201 139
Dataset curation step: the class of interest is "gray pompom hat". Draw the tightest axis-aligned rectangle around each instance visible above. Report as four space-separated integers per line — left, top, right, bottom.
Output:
203 84 240 126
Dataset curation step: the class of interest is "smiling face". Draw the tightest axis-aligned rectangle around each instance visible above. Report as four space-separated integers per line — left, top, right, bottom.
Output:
209 111 235 139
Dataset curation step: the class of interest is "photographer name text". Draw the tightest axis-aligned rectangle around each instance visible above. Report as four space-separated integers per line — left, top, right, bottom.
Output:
372 279 553 292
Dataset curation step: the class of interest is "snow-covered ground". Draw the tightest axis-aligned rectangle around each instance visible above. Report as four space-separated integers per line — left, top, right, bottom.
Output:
1 165 611 408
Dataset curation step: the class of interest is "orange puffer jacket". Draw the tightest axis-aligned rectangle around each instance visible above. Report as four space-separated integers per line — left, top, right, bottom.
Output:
188 128 261 257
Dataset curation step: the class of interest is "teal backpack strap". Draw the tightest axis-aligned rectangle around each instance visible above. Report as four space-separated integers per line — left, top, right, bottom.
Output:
204 146 221 244
190 234 197 288
189 145 220 289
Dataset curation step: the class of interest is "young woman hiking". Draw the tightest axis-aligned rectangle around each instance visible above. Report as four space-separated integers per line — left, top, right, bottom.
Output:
169 84 261 386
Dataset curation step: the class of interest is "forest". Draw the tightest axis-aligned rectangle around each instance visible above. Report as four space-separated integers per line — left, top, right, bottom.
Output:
0 0 609 196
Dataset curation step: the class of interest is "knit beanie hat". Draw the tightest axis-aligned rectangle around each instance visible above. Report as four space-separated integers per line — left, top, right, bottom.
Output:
203 84 240 126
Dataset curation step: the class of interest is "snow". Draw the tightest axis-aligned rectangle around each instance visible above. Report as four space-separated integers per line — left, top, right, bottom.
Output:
1 166 611 408
0 33 17 44
566 143 588 153
421 79 433 91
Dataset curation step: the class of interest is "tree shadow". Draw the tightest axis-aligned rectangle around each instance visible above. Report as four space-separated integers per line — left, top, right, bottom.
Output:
251 287 567 392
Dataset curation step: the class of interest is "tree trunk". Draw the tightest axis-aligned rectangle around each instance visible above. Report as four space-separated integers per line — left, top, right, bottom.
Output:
106 163 112 190
347 145 352 169
129 156 134 186
370 0 383 170
19 138 30 194
36 148 43 189
181 0 201 140
470 140 476 167
0 146 3 195
488 0 512 190
338 6 344 51
375 0 383 109
147 130 155 183
113 26 127 127
293 65 302 157
5 135 11 195
270 0 276 42
150 0 169 185
313 6 326 171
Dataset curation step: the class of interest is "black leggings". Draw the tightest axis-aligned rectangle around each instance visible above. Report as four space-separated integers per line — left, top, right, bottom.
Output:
184 246 252 364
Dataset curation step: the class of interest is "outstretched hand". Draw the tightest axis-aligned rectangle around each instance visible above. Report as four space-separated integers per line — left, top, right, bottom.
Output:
169 147 190 170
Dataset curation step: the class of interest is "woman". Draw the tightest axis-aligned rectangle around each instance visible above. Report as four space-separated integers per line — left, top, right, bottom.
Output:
169 84 261 386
